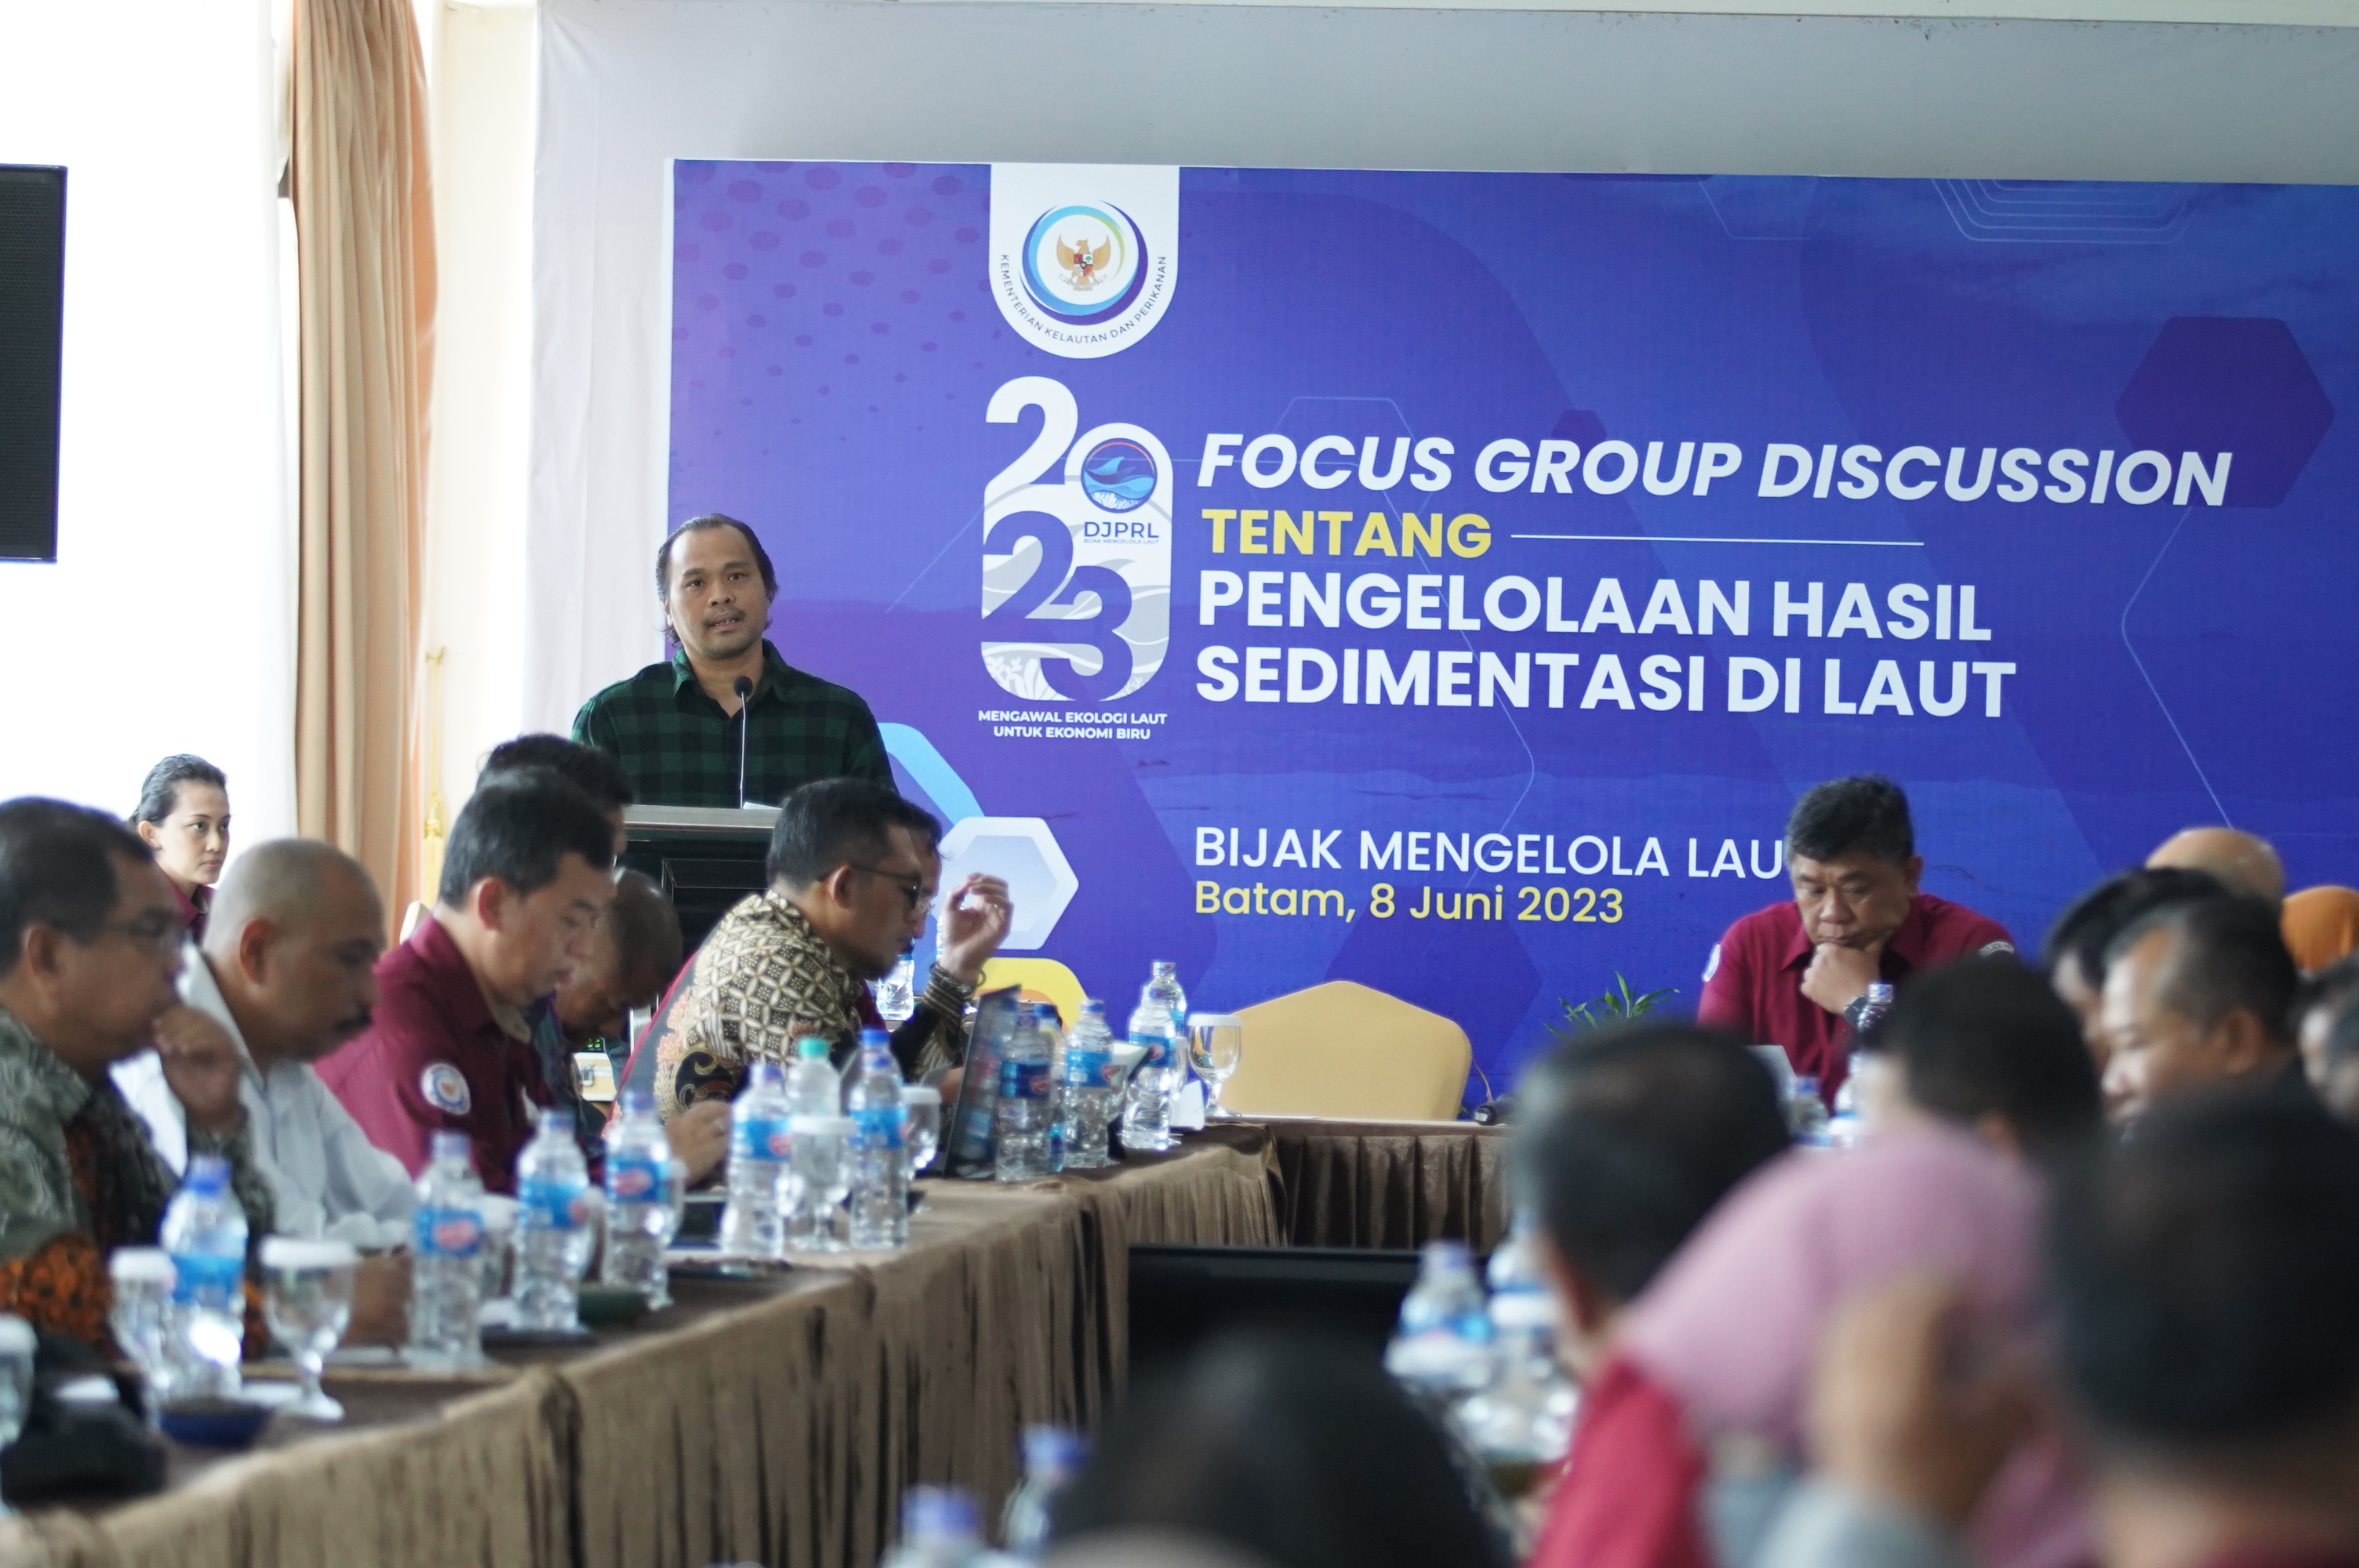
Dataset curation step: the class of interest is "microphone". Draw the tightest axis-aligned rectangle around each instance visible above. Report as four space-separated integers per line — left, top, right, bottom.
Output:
733 677 753 808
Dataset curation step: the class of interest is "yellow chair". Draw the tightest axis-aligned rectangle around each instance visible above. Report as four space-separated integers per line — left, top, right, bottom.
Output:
1221 980 1472 1121
977 956 1089 1028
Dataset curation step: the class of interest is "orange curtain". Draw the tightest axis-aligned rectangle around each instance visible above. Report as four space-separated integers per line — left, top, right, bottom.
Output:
289 0 436 931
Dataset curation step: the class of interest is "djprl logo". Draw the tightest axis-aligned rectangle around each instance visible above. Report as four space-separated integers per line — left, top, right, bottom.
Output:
1080 437 1157 512
1020 203 1148 324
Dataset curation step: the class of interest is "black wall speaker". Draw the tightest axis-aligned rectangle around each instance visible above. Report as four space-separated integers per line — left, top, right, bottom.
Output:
0 166 64 564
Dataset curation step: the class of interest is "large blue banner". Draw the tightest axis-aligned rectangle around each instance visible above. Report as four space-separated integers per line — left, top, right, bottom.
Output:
667 162 2354 1099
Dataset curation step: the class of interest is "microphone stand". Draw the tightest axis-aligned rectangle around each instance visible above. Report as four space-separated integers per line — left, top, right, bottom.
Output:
733 676 754 808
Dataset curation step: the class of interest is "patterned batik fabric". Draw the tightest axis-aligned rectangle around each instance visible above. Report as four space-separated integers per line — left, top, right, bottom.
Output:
569 641 891 809
653 891 968 1119
0 1004 274 1347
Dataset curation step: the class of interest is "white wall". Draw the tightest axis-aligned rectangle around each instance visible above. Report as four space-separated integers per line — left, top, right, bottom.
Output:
522 0 2359 738
0 0 293 836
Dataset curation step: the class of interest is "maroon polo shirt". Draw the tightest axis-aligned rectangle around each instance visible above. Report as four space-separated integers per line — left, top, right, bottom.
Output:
1696 891 2014 1101
315 913 558 1195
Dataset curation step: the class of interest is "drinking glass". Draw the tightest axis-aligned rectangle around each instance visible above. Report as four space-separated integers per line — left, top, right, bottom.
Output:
1187 1014 1245 1120
107 1247 176 1417
0 1316 31 1512
260 1236 358 1422
789 1116 852 1251
903 1086 942 1181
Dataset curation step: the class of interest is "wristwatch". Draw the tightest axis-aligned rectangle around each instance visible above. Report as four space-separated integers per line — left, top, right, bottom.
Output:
1841 994 1875 1033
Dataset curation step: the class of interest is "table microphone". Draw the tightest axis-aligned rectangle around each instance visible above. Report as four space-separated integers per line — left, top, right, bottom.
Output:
733 677 753 808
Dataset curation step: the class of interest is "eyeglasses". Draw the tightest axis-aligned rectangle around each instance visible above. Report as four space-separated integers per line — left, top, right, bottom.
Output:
96 914 182 956
845 865 928 913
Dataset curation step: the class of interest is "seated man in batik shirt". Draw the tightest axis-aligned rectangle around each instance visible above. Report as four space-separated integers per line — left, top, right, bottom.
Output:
0 800 274 1346
652 779 1012 1120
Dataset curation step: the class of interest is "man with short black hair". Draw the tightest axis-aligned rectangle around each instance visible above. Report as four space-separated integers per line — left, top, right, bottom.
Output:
2042 866 2223 1068
1517 1023 1791 1568
654 778 1011 1120
318 770 617 1191
482 733 637 853
0 799 274 1346
571 514 891 808
1860 956 2103 1160
2099 892 2302 1125
1699 775 2013 1102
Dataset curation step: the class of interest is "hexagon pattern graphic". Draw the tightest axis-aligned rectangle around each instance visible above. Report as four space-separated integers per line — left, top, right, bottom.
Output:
2116 317 2335 507
936 817 1078 952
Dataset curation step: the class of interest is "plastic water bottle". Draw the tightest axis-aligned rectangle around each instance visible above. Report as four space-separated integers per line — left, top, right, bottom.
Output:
1147 960 1188 1091
720 1060 794 1259
1461 1214 1577 1485
409 1131 486 1367
1385 1240 1494 1401
881 1486 984 1568
1037 1006 1067 1172
1120 986 1179 1153
1002 1425 1085 1561
514 1108 597 1332
159 1154 247 1399
994 1004 1055 1182
1789 1076 1832 1147
787 1034 839 1117
1056 1000 1118 1171
601 1089 678 1304
845 1029 910 1248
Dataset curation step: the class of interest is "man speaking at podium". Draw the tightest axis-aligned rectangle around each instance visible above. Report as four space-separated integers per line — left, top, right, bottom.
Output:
573 514 892 808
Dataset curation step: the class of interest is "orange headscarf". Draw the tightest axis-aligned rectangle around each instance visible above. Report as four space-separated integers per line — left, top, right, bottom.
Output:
2284 885 2359 973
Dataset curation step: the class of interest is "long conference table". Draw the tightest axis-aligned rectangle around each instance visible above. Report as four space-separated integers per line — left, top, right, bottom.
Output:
1 1120 1506 1568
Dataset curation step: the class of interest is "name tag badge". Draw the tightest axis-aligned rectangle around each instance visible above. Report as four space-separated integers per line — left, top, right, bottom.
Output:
574 1051 619 1102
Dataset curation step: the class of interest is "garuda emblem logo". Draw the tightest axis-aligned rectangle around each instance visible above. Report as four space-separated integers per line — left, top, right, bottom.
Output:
1057 235 1107 290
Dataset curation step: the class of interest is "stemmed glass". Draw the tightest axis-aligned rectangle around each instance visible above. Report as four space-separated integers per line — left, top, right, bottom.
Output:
260 1237 358 1422
0 1316 32 1512
790 1116 852 1251
1187 1014 1245 1120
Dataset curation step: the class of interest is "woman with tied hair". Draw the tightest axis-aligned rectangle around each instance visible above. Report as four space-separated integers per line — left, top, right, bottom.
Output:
130 754 230 942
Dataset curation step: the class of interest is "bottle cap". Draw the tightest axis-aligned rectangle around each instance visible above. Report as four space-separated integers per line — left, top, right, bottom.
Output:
747 1060 786 1088
618 1087 654 1116
182 1153 230 1193
795 1036 831 1061
903 1486 979 1544
1020 1425 1085 1478
430 1130 472 1162
859 1027 890 1051
537 1105 573 1132
108 1247 176 1287
902 1085 940 1107
1794 1076 1821 1093
1081 996 1106 1015
0 1317 35 1356
1420 1239 1472 1269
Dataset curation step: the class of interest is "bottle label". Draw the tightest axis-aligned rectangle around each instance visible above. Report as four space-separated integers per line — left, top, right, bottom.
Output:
606 1154 671 1203
519 1177 593 1230
1063 1048 1114 1089
731 1114 794 1162
169 1251 243 1305
1127 1032 1168 1067
415 1205 485 1258
850 1105 906 1152
999 1060 1051 1103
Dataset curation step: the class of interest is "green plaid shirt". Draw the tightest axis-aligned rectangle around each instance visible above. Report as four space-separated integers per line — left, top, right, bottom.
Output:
572 641 892 808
